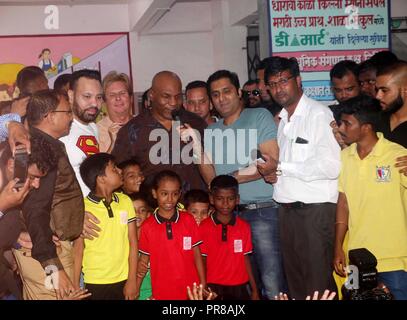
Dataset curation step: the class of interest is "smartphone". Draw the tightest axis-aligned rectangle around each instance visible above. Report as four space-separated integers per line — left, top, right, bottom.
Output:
256 150 266 164
14 147 28 188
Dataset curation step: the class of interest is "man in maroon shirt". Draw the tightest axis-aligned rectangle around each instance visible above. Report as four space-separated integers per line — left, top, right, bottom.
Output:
112 71 207 193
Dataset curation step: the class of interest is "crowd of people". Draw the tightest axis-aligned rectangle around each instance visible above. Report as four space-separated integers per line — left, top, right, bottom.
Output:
0 49 406 301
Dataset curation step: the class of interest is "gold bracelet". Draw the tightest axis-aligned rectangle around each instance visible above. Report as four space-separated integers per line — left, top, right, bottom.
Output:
335 221 347 225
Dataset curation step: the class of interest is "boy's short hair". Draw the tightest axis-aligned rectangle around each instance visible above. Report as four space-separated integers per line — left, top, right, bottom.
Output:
80 152 115 192
117 159 141 171
129 191 148 203
337 95 382 132
210 175 239 193
183 189 210 208
129 192 152 209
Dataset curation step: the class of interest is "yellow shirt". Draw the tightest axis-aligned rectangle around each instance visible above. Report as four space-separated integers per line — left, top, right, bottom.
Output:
338 133 407 272
83 192 136 284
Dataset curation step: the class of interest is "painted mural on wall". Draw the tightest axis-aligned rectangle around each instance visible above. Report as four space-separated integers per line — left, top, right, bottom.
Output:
0 32 131 102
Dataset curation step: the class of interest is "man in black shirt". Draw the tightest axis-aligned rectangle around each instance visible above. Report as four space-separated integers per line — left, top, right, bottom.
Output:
113 71 207 192
376 60 407 148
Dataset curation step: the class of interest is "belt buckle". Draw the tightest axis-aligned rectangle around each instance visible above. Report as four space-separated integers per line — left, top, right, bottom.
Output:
246 203 257 210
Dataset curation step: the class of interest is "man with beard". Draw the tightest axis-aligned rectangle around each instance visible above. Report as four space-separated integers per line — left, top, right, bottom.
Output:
242 80 262 108
60 69 103 195
376 60 407 148
256 58 283 120
330 60 361 104
357 60 377 98
15 90 84 300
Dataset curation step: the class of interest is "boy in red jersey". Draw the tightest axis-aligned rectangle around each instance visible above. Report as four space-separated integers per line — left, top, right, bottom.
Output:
200 175 259 300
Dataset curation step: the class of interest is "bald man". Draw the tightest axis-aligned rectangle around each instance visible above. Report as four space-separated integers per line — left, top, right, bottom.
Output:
112 71 207 192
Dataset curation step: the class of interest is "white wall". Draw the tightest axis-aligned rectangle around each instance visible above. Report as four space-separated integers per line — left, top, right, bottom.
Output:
210 0 248 84
131 0 252 91
131 30 214 91
0 4 129 35
130 1 215 91
128 0 154 29
391 0 407 17
227 0 257 26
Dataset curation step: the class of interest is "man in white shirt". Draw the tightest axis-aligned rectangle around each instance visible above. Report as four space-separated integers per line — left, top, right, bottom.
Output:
262 57 341 299
60 69 103 195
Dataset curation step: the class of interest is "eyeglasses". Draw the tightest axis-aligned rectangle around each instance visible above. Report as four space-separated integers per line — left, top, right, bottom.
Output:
243 89 261 97
267 76 295 89
359 79 376 86
51 110 73 114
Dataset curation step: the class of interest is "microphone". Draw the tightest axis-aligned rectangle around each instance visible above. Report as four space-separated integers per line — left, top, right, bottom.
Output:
171 109 182 125
172 109 190 143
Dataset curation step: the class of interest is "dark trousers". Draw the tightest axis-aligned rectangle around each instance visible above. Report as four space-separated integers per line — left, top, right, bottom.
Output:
85 280 126 300
208 283 250 300
279 203 337 300
0 254 21 300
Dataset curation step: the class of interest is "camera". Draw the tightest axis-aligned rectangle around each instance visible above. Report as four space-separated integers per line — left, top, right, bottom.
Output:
13 147 28 189
341 248 393 300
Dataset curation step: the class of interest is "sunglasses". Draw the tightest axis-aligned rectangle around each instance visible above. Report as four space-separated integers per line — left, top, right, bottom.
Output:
243 89 261 97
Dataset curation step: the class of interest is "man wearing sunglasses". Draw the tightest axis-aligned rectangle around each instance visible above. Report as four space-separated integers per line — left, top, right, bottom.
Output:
242 80 262 108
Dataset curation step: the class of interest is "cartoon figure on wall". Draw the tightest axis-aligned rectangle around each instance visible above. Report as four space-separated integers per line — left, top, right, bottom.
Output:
38 48 56 77
0 33 131 101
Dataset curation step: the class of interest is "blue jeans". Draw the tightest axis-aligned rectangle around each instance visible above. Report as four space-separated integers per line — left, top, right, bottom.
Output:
378 270 407 300
238 205 287 298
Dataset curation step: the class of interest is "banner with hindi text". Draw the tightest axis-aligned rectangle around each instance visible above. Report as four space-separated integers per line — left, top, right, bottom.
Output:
269 0 390 102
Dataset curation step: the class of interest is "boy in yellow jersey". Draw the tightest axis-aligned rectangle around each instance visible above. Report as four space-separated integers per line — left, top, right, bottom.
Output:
333 95 407 300
73 153 138 300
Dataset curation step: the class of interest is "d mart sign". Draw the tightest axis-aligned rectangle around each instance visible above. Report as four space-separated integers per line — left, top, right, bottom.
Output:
268 0 390 102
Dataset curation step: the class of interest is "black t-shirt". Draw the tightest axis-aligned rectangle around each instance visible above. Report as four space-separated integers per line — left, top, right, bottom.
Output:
112 108 208 192
379 113 407 148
